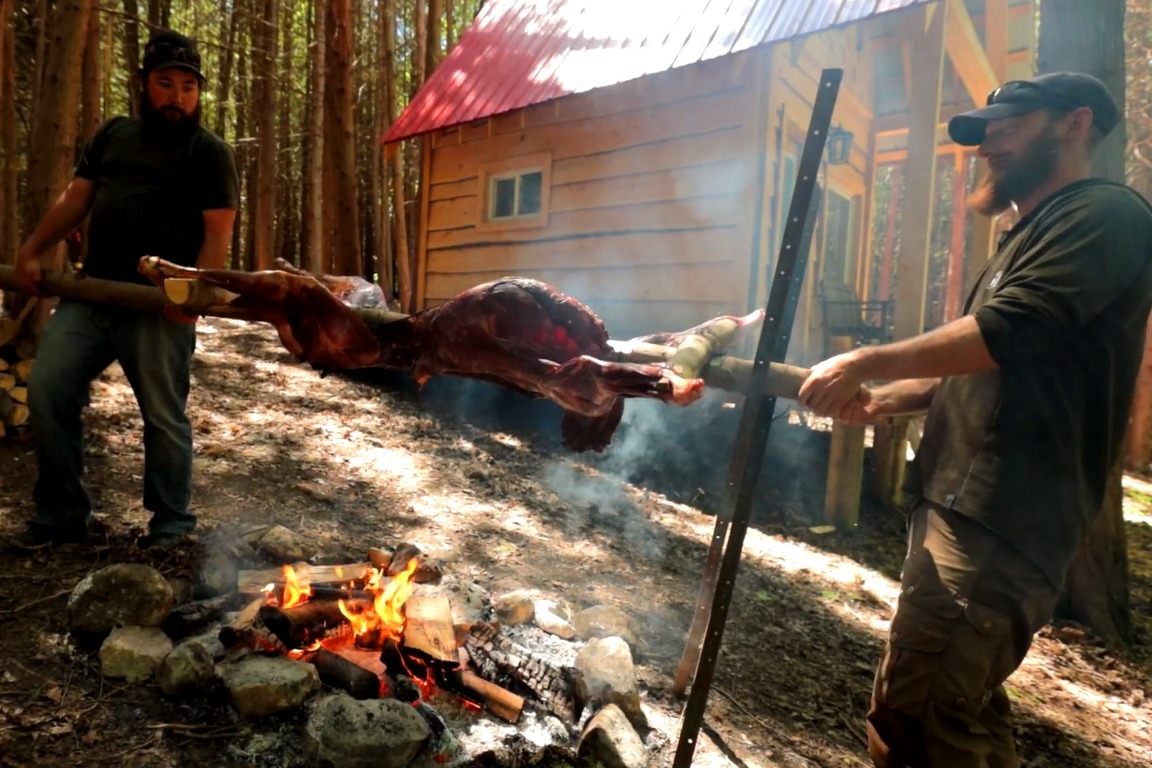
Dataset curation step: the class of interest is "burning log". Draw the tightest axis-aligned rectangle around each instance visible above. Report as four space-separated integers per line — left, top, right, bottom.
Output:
312 648 382 699
258 597 372 650
369 544 444 585
218 596 284 652
402 596 457 664
236 563 373 595
465 622 580 723
309 586 373 602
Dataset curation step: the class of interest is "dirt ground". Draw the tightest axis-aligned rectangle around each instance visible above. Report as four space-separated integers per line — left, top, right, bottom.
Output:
1 316 1151 768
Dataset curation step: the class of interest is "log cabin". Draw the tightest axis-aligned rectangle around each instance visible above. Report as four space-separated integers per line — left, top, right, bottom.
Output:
384 0 1038 525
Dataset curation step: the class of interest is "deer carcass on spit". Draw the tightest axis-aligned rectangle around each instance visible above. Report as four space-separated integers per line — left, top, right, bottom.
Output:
138 258 704 452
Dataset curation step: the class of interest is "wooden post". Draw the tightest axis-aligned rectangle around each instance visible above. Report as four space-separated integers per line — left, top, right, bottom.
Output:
893 5 946 341
878 164 902 302
824 337 864 528
943 150 969 321
871 417 910 509
875 5 945 508
965 0 1009 295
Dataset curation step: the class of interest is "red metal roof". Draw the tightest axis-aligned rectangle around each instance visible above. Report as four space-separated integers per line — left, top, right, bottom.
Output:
384 0 934 143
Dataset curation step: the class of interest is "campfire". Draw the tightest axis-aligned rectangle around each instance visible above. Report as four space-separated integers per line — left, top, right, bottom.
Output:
67 530 652 766
209 547 574 727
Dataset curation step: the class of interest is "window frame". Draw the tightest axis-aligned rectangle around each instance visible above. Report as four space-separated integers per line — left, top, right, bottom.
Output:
476 153 553 231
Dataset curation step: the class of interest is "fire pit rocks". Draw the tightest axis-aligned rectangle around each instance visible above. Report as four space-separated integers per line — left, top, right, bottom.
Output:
63 535 660 768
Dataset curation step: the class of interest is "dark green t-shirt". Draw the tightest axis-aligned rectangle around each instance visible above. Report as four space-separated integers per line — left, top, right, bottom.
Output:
905 179 1152 587
75 116 239 285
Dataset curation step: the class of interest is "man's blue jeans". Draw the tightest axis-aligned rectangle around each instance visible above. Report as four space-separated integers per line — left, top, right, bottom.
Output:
27 300 197 536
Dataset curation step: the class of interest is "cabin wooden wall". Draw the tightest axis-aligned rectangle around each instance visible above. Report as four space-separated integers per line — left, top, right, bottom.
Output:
418 53 764 339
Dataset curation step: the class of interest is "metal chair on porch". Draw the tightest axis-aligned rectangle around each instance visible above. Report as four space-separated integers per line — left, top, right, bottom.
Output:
819 280 893 357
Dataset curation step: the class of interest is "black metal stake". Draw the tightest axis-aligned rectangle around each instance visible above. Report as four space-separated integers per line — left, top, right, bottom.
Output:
672 68 843 768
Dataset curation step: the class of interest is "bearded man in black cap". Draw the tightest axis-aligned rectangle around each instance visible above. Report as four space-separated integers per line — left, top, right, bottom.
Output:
11 29 239 551
799 72 1152 766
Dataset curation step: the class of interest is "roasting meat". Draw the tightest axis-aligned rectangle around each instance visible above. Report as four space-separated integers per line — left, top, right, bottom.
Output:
138 259 705 451
139 257 384 371
271 258 388 309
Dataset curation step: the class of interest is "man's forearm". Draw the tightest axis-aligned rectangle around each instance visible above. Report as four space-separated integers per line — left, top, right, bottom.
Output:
850 315 997 382
195 227 232 270
870 378 940 416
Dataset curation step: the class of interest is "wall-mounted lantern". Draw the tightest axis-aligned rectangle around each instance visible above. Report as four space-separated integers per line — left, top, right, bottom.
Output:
826 125 854 165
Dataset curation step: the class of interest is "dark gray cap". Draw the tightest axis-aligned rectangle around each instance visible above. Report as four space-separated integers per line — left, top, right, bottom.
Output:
948 72 1120 146
142 29 204 80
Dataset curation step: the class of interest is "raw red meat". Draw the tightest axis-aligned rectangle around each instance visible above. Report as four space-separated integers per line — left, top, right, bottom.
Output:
138 259 704 451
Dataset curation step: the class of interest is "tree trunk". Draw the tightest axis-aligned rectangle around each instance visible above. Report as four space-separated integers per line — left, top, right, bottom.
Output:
121 0 141 116
101 8 113 117
275 0 295 266
1038 0 1131 645
252 0 279 270
20 0 95 339
426 0 442 77
232 1 251 269
0 0 15 267
26 0 94 230
323 0 362 276
215 0 240 139
372 0 393 300
386 0 411 311
1123 5 1152 472
80 7 102 143
302 0 325 272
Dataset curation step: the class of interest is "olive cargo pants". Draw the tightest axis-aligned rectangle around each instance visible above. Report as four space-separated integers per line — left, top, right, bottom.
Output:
866 501 1062 767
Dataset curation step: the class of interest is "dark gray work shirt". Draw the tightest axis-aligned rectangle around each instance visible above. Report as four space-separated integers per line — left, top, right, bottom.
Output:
905 179 1152 587
75 116 239 285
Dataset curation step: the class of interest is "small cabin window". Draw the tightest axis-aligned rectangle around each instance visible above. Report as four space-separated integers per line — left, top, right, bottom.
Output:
488 169 544 220
476 153 552 231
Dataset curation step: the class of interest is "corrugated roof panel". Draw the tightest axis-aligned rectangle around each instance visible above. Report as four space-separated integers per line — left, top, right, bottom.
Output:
385 0 935 143
672 0 749 69
806 0 851 32
770 0 818 39
835 0 883 24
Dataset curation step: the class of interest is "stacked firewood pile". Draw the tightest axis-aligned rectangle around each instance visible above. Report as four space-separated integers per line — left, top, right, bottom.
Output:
0 297 36 439
0 347 33 439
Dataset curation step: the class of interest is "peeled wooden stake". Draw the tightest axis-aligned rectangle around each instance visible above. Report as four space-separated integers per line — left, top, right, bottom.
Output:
163 278 240 307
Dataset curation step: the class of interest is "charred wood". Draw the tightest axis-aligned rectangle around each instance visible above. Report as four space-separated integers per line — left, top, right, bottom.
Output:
236 562 373 595
163 593 243 639
464 622 580 723
258 598 371 649
312 648 383 699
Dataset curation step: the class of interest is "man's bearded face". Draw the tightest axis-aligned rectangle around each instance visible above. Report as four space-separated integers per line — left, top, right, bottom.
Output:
967 116 1061 217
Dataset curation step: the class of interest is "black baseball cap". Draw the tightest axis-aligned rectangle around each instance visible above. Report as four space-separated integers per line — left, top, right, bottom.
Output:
948 72 1120 146
141 30 204 80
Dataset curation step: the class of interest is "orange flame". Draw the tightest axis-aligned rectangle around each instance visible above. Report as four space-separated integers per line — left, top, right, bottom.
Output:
376 557 419 638
287 640 321 659
330 557 420 647
281 564 312 609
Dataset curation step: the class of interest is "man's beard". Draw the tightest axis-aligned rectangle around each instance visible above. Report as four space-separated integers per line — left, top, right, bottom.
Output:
966 127 1060 217
140 93 201 141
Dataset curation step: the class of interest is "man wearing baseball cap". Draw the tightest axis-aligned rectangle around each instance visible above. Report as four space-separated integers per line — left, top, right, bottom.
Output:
798 72 1152 766
10 29 239 552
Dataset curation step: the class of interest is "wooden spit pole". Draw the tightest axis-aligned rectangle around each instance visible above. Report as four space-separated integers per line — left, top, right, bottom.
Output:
0 265 811 400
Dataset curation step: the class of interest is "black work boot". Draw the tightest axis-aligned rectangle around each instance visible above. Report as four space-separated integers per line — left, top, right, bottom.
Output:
9 523 89 551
